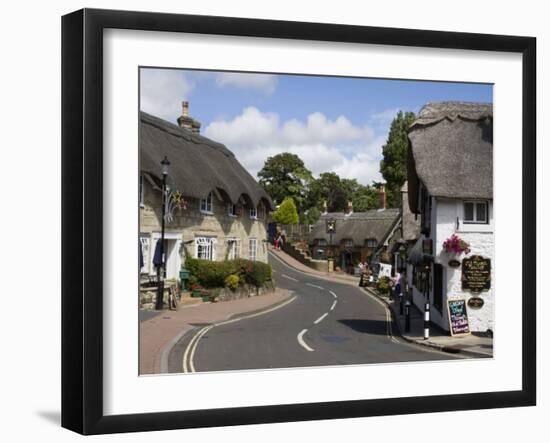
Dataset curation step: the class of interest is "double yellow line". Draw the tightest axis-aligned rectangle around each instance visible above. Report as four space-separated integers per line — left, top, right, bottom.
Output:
182 295 297 373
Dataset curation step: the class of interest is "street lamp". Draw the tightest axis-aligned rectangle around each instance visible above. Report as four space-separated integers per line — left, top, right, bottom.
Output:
326 218 336 271
156 155 170 310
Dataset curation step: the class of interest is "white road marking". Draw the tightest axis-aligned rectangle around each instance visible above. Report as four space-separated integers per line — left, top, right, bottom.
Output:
297 329 314 352
329 290 337 298
314 313 329 325
183 295 297 373
330 300 337 311
281 273 299 282
306 283 324 290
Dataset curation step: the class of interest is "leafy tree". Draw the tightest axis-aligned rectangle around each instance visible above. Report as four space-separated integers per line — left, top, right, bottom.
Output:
352 185 380 212
257 153 313 212
299 206 321 225
272 197 299 225
379 111 416 207
310 172 349 212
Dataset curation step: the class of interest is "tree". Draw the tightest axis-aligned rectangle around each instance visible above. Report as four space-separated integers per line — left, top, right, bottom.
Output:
257 153 313 212
272 197 299 225
352 185 380 212
299 206 321 225
310 172 349 212
379 111 416 207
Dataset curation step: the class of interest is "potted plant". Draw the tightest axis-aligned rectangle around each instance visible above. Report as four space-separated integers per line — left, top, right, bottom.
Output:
442 234 471 256
190 283 202 298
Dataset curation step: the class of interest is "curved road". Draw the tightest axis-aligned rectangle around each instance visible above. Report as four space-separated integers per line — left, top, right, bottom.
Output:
168 252 460 373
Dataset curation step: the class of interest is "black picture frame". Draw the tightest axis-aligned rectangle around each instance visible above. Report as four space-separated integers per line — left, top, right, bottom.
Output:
61 8 536 435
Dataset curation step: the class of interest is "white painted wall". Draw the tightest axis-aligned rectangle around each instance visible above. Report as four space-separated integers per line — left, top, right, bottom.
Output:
434 198 494 332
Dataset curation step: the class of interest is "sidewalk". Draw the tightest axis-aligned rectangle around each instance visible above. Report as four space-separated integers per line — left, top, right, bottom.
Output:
271 246 493 358
363 286 493 358
139 288 292 375
269 245 360 285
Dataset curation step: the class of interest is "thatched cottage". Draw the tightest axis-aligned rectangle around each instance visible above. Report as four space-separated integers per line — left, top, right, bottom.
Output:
139 103 274 280
407 101 493 334
308 187 401 273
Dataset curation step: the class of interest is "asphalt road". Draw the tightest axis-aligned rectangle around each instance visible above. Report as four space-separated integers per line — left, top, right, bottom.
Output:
168 252 461 373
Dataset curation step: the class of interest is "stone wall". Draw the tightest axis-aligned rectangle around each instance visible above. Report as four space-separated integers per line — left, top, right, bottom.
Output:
140 179 269 274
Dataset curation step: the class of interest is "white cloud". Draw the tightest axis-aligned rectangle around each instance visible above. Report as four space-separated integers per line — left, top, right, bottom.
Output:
204 107 384 185
216 72 278 95
140 69 194 122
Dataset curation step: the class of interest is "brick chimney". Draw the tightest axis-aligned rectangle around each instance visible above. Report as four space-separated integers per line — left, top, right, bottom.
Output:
177 101 201 134
379 185 386 210
345 200 353 215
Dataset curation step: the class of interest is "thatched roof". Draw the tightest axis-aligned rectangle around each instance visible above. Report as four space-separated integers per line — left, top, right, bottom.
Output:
308 209 401 246
407 102 493 213
401 181 420 241
139 112 274 210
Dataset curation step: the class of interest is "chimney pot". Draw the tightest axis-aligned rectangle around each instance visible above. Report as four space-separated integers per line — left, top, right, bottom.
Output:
182 101 189 117
379 185 386 210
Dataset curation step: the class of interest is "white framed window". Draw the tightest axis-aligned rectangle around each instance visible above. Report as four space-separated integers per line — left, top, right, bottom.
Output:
227 238 241 260
200 192 214 214
249 207 257 219
463 201 489 224
366 238 377 248
227 202 237 217
343 239 353 247
139 174 144 207
195 236 216 261
257 204 265 219
139 235 151 274
248 238 257 261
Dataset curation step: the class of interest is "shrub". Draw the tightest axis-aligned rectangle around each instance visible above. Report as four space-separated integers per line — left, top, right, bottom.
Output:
377 276 391 292
185 258 273 289
225 274 240 291
245 261 273 288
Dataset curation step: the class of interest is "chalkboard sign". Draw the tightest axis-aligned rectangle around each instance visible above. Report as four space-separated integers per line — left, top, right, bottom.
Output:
462 255 491 293
447 299 470 336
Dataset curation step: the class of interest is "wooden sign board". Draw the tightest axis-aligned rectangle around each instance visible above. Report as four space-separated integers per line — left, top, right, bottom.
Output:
447 299 470 336
462 255 491 293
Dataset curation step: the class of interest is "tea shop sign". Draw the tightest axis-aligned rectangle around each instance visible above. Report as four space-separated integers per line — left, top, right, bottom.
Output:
462 255 491 293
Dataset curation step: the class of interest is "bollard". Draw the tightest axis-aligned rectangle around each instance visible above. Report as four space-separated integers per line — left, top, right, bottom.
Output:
424 301 430 340
405 300 411 333
399 293 403 315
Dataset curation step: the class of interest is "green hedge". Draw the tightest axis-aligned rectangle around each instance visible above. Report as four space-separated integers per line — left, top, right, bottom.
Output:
186 258 273 289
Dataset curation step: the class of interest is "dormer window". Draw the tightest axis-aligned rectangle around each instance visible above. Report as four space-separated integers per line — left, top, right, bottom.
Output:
200 192 213 214
366 239 377 248
249 207 257 219
227 202 237 217
343 239 353 248
464 201 488 224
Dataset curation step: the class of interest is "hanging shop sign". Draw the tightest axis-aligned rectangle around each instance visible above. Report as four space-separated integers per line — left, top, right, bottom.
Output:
467 296 485 309
448 259 461 268
462 255 491 293
447 299 470 336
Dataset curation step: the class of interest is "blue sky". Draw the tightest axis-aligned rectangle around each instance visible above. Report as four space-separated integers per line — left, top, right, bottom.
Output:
140 68 492 185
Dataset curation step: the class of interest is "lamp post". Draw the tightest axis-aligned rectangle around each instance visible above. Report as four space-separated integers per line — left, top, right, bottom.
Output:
156 155 170 310
326 218 336 271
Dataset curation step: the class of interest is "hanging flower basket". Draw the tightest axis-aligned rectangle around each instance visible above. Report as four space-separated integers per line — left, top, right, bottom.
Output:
442 234 471 255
